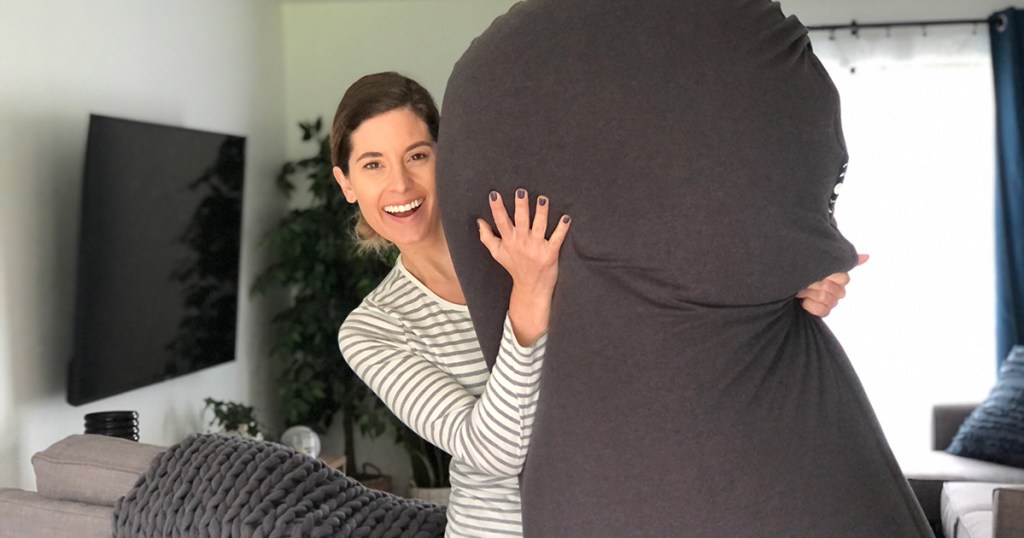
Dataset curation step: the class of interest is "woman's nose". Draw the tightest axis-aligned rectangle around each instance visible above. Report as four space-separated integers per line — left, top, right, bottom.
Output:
388 167 414 192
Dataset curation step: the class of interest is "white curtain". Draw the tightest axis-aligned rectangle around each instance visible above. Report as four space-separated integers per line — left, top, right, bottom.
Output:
812 25 996 455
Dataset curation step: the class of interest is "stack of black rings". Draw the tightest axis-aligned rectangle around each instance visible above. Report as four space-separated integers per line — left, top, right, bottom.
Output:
84 410 139 441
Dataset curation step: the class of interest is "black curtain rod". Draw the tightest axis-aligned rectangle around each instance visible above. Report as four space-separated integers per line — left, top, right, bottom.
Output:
807 18 991 33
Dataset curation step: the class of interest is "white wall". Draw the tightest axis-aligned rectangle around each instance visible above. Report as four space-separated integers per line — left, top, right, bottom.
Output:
783 0 1010 25
0 1 286 488
281 0 520 157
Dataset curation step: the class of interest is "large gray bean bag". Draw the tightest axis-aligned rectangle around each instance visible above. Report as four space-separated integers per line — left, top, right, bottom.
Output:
437 0 932 536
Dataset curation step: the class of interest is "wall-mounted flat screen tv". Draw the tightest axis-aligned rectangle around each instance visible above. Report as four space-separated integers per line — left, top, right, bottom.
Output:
68 114 245 405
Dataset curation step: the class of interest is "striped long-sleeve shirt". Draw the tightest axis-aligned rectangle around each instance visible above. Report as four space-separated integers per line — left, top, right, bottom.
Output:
338 257 546 537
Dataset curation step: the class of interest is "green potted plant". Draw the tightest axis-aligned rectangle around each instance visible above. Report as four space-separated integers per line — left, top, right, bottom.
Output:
252 119 396 482
204 397 263 439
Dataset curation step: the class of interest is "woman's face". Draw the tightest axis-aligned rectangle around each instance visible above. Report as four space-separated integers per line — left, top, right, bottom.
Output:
334 107 441 251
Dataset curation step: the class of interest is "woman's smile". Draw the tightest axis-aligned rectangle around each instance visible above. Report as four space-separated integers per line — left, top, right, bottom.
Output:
383 198 425 217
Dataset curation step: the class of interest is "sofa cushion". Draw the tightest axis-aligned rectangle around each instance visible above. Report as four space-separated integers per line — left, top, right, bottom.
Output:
899 450 1024 483
947 346 1024 468
32 434 164 507
899 450 1024 525
941 482 1002 538
0 488 112 538
993 487 1024 537
957 512 994 538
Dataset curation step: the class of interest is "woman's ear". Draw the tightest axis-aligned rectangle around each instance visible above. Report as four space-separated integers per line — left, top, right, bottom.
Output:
333 166 357 203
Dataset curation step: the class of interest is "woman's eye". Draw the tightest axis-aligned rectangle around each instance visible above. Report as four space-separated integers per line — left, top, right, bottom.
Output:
410 152 429 162
363 161 381 170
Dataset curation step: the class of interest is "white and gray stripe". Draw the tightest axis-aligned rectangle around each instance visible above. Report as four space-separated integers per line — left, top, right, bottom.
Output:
338 258 545 538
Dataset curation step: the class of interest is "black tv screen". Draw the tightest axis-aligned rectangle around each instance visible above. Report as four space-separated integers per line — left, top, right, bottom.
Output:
68 115 245 405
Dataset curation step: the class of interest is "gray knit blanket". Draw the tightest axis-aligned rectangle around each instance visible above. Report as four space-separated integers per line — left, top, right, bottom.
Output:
112 433 447 538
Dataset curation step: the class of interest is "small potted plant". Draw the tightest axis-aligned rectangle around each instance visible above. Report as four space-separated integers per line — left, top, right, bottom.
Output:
203 397 263 440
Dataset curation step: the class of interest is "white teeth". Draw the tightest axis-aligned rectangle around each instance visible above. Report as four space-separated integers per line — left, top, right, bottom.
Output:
383 199 424 214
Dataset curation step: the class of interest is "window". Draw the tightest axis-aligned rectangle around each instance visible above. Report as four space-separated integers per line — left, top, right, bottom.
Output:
813 26 996 454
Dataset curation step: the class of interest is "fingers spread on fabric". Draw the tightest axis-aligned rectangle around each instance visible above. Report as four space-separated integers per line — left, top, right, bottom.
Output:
489 191 513 237
477 218 500 257
532 196 549 239
514 188 530 229
478 190 572 289
548 215 571 249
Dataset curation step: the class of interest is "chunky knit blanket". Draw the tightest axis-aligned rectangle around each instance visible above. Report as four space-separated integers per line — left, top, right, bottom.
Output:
112 434 447 538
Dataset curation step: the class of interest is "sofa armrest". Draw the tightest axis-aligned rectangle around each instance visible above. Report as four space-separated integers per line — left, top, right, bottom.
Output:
993 487 1024 538
32 434 165 506
933 403 980 450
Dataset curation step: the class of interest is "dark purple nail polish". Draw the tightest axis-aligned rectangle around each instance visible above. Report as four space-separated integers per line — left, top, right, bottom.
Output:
516 188 526 199
538 197 547 206
490 191 498 201
562 215 571 224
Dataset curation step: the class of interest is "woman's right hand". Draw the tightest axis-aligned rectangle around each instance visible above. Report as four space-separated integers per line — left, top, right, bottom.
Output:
478 189 571 346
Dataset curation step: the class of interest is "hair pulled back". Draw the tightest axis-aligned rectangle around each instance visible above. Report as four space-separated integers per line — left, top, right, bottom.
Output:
331 73 440 253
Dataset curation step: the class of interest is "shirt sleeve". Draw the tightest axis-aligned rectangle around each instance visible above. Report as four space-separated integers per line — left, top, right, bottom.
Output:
339 308 546 477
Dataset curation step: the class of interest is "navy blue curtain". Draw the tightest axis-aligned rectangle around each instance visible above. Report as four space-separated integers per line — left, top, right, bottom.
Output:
990 9 1024 372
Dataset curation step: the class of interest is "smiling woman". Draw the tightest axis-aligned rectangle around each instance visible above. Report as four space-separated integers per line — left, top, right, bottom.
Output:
329 71 572 537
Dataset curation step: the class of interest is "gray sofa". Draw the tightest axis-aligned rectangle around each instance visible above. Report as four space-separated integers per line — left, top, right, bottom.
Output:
1 433 448 538
6 417 1024 538
0 434 164 538
900 403 1024 538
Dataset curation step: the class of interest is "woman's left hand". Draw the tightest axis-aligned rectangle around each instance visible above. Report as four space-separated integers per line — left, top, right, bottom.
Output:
478 189 571 346
796 254 869 317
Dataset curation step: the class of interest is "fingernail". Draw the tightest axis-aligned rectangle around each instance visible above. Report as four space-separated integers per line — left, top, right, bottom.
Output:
562 215 571 224
489 191 498 201
516 188 526 199
538 197 547 206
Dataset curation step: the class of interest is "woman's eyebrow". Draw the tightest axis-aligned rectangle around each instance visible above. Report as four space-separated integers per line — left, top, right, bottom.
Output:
354 141 433 162
405 141 434 152
354 151 382 161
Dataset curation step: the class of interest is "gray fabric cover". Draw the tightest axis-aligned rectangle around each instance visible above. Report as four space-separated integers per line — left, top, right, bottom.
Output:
32 434 165 507
113 434 446 538
437 0 932 535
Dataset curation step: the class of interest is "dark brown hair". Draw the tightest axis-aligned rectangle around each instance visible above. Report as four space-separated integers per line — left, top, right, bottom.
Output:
330 72 440 174
330 72 440 252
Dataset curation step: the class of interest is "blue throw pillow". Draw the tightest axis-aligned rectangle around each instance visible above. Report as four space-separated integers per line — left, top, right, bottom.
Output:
947 346 1024 468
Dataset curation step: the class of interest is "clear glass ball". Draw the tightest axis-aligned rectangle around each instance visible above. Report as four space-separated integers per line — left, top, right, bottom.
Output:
280 425 321 458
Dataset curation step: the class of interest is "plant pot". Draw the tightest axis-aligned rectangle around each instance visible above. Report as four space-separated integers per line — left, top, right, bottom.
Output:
212 425 263 440
408 485 451 506
357 474 393 493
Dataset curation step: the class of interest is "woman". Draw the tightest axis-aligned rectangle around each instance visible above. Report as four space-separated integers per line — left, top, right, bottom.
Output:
332 72 857 537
